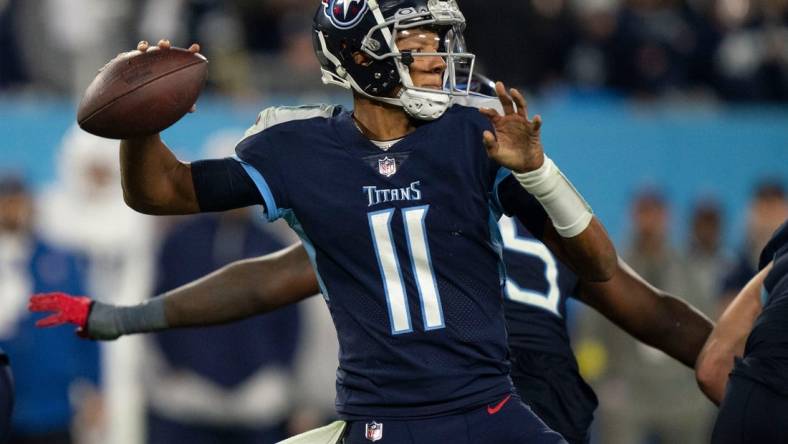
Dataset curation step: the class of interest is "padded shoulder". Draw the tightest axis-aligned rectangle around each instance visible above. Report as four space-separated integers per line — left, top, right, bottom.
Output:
244 104 338 138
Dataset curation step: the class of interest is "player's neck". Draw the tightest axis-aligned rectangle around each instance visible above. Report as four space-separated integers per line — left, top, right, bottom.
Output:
352 95 415 141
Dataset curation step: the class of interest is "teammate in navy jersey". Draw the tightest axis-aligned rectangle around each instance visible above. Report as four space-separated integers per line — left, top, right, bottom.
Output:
696 219 788 443
497 214 714 444
498 215 595 444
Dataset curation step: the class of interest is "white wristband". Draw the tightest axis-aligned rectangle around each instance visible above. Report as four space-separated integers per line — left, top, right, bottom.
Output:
513 156 593 238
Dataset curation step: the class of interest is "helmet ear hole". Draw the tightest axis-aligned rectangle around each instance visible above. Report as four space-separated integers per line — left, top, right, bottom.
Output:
352 52 373 67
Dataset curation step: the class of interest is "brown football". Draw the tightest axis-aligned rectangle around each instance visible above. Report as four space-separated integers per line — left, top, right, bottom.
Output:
77 47 208 139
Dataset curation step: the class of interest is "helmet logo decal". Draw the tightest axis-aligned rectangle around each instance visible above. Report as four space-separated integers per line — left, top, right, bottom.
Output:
324 0 368 29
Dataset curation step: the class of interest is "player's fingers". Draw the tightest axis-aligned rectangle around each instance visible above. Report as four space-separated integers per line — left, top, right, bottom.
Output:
478 107 500 120
482 130 498 153
35 314 65 328
28 294 62 311
137 40 149 52
495 82 515 115
510 88 527 118
157 39 171 49
188 43 201 53
532 114 543 133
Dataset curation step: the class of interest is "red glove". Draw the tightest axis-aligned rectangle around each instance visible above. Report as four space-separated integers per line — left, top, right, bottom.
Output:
28 292 93 336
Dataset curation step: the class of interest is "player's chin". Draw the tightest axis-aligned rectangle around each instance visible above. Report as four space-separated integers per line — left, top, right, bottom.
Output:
414 82 443 90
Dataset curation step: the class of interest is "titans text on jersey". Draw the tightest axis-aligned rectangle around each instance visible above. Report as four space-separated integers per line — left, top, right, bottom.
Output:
364 181 422 207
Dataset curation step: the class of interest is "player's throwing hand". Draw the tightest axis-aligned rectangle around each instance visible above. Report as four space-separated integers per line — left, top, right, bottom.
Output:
136 39 200 54
479 82 544 173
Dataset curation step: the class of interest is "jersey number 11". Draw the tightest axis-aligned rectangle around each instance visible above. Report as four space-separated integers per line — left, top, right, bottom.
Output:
368 206 445 335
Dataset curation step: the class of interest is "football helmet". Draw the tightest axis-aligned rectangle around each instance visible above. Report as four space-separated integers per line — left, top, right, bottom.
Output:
313 0 475 120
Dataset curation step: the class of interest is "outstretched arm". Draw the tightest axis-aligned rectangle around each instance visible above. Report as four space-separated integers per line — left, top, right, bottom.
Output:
576 258 714 368
30 243 320 339
483 81 616 282
695 263 771 405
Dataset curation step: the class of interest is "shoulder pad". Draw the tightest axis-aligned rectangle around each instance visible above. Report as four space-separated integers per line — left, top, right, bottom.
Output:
244 104 337 138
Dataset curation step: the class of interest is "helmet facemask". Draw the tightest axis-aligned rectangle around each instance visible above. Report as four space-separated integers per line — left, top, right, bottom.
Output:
315 0 476 120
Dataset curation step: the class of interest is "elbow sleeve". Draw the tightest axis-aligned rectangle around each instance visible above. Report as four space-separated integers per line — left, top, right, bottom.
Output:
191 158 264 212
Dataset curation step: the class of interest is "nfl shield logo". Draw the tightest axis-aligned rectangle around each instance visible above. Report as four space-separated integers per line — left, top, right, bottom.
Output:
365 421 383 442
378 157 397 177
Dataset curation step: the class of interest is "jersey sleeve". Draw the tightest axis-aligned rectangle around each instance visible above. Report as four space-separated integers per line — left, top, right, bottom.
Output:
191 158 264 212
234 130 288 222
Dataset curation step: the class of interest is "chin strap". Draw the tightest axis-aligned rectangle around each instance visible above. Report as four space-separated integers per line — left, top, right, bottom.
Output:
399 88 451 120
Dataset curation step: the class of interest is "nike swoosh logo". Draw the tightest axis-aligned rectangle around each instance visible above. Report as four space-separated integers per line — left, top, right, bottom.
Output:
487 394 512 415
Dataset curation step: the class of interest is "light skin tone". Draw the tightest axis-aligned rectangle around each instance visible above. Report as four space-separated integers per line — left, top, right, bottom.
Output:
695 263 772 405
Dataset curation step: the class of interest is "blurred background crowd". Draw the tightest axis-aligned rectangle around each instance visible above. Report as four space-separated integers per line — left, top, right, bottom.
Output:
1 0 788 101
0 0 787 444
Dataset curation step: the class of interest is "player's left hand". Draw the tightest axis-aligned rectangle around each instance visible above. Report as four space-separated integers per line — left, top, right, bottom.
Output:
479 82 544 173
28 292 93 337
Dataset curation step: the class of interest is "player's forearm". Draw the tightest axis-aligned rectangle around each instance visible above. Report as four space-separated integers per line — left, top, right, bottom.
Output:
546 218 616 282
513 155 616 281
695 264 769 404
120 134 199 214
695 336 737 405
641 294 713 368
578 259 713 367
87 244 319 338
164 247 318 326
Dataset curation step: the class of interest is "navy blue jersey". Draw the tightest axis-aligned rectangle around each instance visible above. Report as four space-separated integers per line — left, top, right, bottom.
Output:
500 216 597 444
235 104 530 419
733 220 788 394
499 215 579 360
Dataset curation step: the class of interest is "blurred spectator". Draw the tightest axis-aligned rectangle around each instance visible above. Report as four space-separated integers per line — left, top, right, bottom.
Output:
719 180 788 310
37 127 156 444
675 198 732 318
0 173 102 444
144 212 300 444
565 0 621 90
463 0 576 91
580 188 712 444
607 0 717 98
713 0 788 101
142 131 301 444
2 0 787 101
10 0 132 95
136 0 321 99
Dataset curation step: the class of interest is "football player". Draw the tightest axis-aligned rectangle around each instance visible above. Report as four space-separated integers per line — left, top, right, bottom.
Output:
696 219 788 443
34 0 624 442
